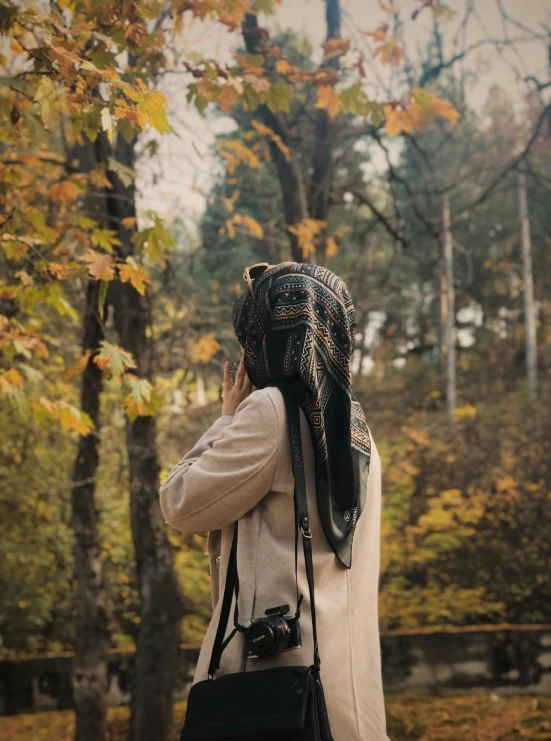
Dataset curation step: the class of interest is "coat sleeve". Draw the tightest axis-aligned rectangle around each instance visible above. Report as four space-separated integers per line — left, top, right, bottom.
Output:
159 390 279 534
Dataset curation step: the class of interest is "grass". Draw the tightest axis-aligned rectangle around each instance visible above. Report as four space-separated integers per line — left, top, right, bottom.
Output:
1 695 550 740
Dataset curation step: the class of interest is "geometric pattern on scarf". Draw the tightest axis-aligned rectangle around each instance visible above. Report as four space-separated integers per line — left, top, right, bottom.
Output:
232 262 371 568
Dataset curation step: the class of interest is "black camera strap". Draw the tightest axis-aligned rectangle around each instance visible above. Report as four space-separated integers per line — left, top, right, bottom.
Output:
208 388 320 678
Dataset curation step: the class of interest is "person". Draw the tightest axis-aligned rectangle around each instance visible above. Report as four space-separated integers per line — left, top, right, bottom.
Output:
159 262 389 741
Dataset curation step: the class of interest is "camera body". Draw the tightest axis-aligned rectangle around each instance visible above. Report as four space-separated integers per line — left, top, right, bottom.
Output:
243 604 302 659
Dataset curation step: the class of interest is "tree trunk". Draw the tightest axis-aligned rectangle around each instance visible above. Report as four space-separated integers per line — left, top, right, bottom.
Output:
308 0 341 222
70 279 109 741
242 14 309 262
518 171 538 400
442 197 456 429
100 133 185 741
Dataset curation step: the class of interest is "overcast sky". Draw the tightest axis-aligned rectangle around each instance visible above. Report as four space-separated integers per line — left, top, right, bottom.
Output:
137 0 550 222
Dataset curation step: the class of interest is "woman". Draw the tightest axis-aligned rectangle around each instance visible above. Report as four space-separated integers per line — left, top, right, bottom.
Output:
160 262 389 741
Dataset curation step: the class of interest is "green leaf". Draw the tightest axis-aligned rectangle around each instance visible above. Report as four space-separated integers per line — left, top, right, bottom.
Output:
94 340 136 377
339 82 363 115
265 82 291 114
91 228 121 252
0 75 35 99
132 216 174 262
82 104 102 142
121 374 162 421
107 157 137 188
98 279 108 317
0 5 19 33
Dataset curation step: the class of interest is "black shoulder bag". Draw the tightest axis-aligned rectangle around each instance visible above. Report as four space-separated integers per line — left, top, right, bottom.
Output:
180 388 334 741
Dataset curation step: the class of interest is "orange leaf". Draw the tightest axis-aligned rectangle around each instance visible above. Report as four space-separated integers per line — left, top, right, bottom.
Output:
63 350 92 381
430 96 460 123
321 37 351 60
384 105 413 137
315 85 341 119
405 102 427 131
275 60 295 75
218 79 243 113
81 250 116 281
373 37 403 67
364 23 388 42
118 260 151 295
50 180 81 206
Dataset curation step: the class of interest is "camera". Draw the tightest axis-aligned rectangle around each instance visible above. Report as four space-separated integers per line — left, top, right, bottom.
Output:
243 604 302 658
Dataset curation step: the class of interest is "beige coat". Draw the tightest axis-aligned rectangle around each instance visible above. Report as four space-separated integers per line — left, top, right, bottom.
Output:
160 386 389 741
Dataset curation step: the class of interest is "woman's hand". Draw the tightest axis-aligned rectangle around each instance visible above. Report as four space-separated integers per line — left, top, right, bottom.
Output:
222 353 256 416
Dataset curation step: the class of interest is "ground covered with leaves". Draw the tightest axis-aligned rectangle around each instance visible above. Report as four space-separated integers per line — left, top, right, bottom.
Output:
1 695 550 741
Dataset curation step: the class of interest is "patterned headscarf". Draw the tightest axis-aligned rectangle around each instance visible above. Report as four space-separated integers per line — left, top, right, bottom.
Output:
232 263 371 569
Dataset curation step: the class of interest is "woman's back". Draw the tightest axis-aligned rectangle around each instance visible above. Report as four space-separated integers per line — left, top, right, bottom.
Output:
160 385 389 741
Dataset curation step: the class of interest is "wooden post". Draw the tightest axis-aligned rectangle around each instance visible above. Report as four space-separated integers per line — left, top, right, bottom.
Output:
442 197 456 429
518 171 538 400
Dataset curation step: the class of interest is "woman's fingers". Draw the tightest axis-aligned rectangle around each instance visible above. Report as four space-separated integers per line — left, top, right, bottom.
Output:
223 361 232 392
235 353 246 387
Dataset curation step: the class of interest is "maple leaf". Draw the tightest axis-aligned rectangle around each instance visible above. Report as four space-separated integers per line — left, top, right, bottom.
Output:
81 250 116 281
121 374 161 421
57 402 93 436
315 84 341 119
321 37 351 60
0 368 24 394
244 74 271 94
50 180 81 206
430 96 460 123
405 102 428 131
63 350 92 381
218 79 243 113
364 23 388 42
93 340 136 377
384 104 413 137
275 60 296 76
191 333 221 364
373 37 404 67
118 258 151 295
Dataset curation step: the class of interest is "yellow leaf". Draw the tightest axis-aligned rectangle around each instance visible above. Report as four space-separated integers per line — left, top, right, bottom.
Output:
455 403 477 421
315 85 341 119
241 215 263 239
118 259 151 295
81 250 116 281
58 404 93 436
93 341 136 376
0 368 24 393
191 333 221 364
404 427 431 446
221 189 240 213
325 237 338 259
218 80 242 113
276 60 294 75
250 119 291 162
63 350 92 381
121 216 137 230
101 107 113 143
287 219 326 259
50 180 81 206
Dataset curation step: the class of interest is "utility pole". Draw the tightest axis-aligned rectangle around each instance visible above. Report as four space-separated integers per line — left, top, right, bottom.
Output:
518 170 538 400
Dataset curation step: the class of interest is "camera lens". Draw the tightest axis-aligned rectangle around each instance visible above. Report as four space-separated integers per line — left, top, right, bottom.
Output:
245 617 290 658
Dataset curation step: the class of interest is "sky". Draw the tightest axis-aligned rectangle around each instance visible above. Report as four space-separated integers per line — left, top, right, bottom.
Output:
136 0 551 222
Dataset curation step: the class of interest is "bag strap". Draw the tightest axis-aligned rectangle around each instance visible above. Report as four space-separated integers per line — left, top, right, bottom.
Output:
207 388 320 678
280 388 321 673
